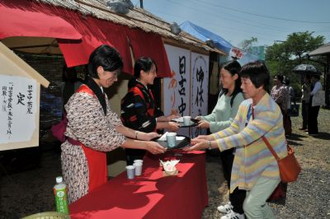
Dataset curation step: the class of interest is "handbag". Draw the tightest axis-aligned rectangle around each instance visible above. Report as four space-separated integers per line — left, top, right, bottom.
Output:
249 105 301 183
261 137 301 183
50 85 94 143
267 182 287 204
50 113 68 143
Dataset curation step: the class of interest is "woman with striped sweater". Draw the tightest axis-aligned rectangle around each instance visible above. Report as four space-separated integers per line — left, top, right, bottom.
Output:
186 61 287 219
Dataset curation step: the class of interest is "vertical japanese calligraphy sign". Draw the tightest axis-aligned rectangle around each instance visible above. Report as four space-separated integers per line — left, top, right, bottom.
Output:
0 42 47 151
163 44 191 136
191 53 209 137
0 75 38 150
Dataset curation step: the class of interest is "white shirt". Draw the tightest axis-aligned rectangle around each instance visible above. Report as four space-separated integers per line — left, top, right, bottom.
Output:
310 81 322 96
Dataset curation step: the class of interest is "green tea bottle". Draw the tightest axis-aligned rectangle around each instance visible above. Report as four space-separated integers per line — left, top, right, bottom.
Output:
53 176 69 214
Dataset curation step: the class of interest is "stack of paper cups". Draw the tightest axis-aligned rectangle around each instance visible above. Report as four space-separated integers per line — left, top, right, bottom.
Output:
133 159 143 176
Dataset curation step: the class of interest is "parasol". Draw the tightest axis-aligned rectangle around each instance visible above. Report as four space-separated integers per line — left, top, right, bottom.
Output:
293 64 321 75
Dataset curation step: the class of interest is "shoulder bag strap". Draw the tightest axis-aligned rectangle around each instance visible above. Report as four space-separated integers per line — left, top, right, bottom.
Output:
251 105 281 161
261 136 281 161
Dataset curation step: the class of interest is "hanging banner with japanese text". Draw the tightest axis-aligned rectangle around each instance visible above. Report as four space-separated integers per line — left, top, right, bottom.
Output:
191 52 209 137
163 44 191 116
0 75 38 150
163 44 191 136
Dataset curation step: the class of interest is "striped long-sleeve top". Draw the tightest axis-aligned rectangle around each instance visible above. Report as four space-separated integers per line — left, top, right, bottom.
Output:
211 93 287 193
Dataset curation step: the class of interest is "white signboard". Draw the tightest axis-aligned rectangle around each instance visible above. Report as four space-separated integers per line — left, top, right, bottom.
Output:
163 45 209 137
164 45 191 136
191 53 209 117
0 75 37 144
163 45 191 116
191 53 209 137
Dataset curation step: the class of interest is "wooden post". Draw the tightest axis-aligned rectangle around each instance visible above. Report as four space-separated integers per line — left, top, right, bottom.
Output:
325 56 330 108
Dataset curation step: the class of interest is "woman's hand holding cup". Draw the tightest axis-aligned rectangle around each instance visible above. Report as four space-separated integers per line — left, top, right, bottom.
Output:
167 121 180 131
197 120 210 129
145 141 167 154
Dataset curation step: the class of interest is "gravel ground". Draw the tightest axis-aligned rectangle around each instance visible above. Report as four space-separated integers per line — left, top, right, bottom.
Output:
0 107 329 219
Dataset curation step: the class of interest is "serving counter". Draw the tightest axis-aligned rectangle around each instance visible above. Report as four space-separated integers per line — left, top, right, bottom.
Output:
69 150 208 219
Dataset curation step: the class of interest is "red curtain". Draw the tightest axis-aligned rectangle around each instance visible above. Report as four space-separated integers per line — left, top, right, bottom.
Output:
0 1 81 40
126 28 171 77
1 0 171 77
58 14 133 74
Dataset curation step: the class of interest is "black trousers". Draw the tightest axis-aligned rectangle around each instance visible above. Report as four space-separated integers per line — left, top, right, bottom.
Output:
230 187 246 214
301 101 309 129
280 108 292 136
308 105 320 134
219 149 235 183
220 148 246 214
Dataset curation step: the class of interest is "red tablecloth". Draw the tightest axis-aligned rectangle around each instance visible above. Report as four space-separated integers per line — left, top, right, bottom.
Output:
69 150 208 219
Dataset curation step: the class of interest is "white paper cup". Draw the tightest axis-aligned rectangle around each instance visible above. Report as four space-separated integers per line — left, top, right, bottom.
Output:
133 162 143 176
166 132 177 148
183 116 191 126
126 165 135 179
133 159 143 164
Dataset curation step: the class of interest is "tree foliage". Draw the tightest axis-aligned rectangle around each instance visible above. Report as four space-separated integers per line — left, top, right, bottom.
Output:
240 37 258 52
265 31 326 95
266 31 325 73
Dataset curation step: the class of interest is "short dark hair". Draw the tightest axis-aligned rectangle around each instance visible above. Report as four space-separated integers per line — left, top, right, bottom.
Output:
239 61 270 92
284 77 290 85
311 74 320 80
134 57 157 78
88 44 123 79
274 74 284 84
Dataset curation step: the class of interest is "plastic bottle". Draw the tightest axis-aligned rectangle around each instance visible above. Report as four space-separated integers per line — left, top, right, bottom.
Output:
53 176 69 214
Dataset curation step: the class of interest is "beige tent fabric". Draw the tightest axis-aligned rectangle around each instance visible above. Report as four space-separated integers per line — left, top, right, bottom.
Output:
0 42 49 87
209 61 219 95
35 0 226 55
0 42 50 151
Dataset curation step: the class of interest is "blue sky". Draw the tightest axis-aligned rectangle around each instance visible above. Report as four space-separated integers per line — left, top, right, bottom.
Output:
131 0 330 48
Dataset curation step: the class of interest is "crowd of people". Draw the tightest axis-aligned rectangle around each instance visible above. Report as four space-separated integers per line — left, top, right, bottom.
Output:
57 44 324 218
269 73 323 137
